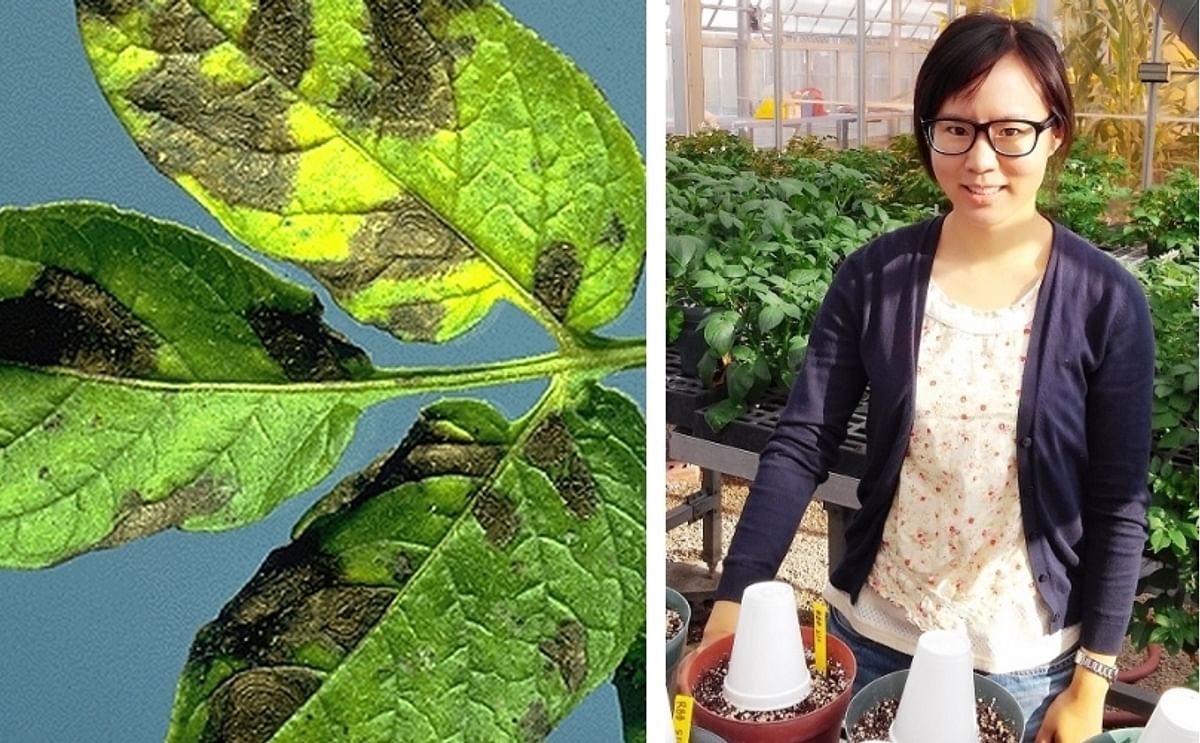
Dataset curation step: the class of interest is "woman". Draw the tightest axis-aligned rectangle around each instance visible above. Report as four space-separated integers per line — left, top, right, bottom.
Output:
691 13 1154 743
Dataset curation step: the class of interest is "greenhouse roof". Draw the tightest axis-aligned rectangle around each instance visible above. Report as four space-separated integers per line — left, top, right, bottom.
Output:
695 0 947 40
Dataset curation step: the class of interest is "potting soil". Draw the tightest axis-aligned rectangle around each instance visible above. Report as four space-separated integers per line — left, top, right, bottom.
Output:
847 696 1019 743
693 651 848 722
667 608 684 641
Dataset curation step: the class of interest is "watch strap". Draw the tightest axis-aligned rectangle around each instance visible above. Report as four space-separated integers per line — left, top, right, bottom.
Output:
1074 650 1118 683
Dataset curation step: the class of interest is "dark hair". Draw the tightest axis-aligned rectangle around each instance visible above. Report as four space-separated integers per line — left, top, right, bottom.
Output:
913 13 1074 178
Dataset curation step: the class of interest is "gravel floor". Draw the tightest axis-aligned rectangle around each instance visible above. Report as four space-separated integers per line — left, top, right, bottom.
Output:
665 463 1196 695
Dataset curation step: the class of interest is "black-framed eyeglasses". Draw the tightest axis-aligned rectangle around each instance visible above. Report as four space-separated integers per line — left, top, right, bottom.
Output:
922 114 1058 157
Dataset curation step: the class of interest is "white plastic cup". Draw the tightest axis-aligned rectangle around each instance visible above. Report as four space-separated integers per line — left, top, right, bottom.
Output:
1140 687 1200 743
722 581 813 710
890 630 977 743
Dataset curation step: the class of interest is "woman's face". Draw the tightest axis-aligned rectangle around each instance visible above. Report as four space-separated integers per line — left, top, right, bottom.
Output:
930 52 1062 231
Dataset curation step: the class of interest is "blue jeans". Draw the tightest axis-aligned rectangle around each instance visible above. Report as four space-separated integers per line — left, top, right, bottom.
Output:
829 608 1075 743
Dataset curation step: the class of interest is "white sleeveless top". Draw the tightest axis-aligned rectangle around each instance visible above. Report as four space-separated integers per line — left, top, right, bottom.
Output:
824 277 1080 673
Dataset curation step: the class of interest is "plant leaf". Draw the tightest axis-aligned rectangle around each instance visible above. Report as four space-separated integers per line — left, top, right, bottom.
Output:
614 629 647 743
76 0 645 344
0 203 383 568
165 381 645 742
0 203 642 569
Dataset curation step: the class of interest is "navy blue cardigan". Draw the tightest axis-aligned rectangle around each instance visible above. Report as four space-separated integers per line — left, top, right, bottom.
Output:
716 216 1155 655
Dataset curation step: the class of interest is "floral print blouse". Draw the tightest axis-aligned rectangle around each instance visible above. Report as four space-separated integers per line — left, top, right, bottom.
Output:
827 276 1080 672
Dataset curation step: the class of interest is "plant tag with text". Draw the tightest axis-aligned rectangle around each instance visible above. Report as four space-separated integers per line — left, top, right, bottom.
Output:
813 599 828 674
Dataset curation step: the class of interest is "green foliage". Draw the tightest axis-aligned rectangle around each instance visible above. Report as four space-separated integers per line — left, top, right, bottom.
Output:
666 150 902 422
1124 168 1200 259
1039 135 1133 247
1130 252 1199 668
666 129 756 170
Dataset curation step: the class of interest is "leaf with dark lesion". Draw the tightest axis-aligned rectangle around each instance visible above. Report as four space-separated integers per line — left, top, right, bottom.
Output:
0 203 390 568
76 0 646 344
166 382 646 743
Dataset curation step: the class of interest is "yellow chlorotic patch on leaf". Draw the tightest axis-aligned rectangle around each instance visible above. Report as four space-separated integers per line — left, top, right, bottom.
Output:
194 0 254 44
199 42 263 88
178 175 352 262
344 259 510 343
301 1 373 105
286 104 337 149
291 140 402 214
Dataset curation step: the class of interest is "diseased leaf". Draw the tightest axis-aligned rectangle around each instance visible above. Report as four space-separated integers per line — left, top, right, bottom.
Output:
76 0 645 344
166 381 645 742
614 629 647 743
0 203 380 568
0 204 642 569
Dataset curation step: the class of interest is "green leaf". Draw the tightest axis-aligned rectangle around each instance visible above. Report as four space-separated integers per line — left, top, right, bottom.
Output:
703 398 746 432
666 306 684 344
703 311 737 357
667 234 705 273
165 381 645 742
0 204 644 569
614 630 647 743
77 0 644 345
758 305 784 333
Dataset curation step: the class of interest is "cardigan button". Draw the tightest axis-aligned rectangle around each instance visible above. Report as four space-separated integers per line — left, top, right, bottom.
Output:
1020 436 1033 448
1037 574 1048 583
1052 612 1061 622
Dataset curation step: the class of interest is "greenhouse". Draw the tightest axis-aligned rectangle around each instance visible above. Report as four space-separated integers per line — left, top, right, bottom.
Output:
666 1 1199 740
666 0 1198 182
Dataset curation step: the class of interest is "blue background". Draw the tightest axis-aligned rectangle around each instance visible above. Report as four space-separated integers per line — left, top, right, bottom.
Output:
0 3 645 741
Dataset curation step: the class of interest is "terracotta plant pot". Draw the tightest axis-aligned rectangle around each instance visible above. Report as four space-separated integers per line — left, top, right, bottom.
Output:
678 629 857 743
843 669 1025 743
667 586 692 681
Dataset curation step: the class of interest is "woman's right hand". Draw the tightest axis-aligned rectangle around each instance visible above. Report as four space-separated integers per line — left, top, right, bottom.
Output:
673 600 741 689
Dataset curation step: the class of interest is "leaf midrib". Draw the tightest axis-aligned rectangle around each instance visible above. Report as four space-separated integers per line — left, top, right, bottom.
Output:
138 2 577 349
0 339 644 395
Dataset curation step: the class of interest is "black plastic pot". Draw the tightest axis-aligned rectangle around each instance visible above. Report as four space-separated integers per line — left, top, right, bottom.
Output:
675 306 713 379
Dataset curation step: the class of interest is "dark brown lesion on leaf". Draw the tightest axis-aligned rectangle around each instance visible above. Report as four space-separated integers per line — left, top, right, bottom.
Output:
0 267 158 377
187 534 397 739
125 57 299 212
523 416 573 468
599 212 628 247
245 303 369 381
75 0 136 18
557 456 599 519
334 0 475 139
280 585 396 651
147 0 225 54
523 416 600 519
244 0 314 89
404 442 503 479
98 476 236 551
472 488 520 548
201 666 323 743
518 700 552 743
538 620 588 694
310 196 473 294
533 241 582 321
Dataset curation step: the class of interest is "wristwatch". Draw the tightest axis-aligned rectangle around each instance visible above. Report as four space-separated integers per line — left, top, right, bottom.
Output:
1074 650 1118 683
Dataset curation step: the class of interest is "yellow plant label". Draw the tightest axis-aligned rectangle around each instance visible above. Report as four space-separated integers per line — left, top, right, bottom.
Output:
813 599 828 674
672 694 694 743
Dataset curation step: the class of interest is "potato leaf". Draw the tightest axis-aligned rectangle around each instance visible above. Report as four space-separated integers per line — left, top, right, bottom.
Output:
166 381 645 742
76 0 645 345
0 204 641 568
